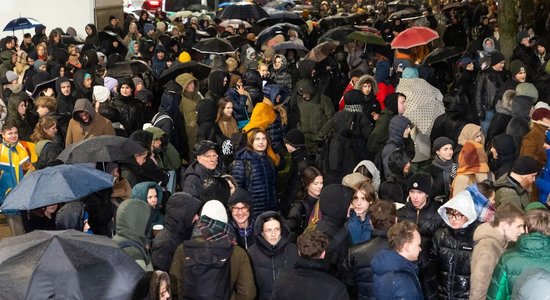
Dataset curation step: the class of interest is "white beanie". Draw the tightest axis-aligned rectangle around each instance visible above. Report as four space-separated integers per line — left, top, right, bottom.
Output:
201 200 228 223
5 71 18 83
93 85 110 103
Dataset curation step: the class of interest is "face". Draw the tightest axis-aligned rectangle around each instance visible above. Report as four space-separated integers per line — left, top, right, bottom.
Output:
258 65 269 78
37 45 45 55
231 202 250 226
36 105 49 117
361 82 372 95
493 61 505 71
274 57 283 70
436 144 453 161
197 149 218 170
252 132 268 152
538 45 546 55
147 188 158 208
185 81 195 93
502 217 525 242
474 131 484 144
83 76 93 88
135 151 148 166
352 189 371 216
110 18 119 27
397 95 406 115
519 173 537 190
515 69 527 83
409 189 427 209
223 101 233 118
120 84 132 96
307 176 323 198
1 127 18 144
78 111 90 123
45 204 58 214
44 123 57 138
404 231 422 261
446 208 468 229
152 139 162 150
466 62 475 71
39 64 47 72
17 101 27 117
156 51 165 60
27 56 35 66
403 161 411 174
85 26 93 35
262 219 282 246
159 280 170 300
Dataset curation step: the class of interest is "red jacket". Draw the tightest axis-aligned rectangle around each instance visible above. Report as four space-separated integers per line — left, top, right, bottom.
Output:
375 81 395 110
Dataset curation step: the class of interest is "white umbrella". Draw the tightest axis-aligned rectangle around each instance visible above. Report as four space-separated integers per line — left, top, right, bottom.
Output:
219 19 252 28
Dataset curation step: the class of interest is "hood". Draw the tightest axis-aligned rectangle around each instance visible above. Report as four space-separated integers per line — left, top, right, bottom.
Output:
196 98 217 125
208 70 229 98
72 98 96 123
482 37 496 54
438 190 477 228
375 60 391 83
164 192 202 236
272 54 288 71
175 73 198 99
55 77 72 97
354 74 378 94
319 184 355 225
353 160 381 190
388 115 411 144
495 90 515 115
132 181 163 209
511 95 533 118
491 133 516 159
388 148 411 177
253 211 291 254
242 69 262 88
55 201 85 231
160 80 183 115
244 46 256 61
371 248 418 276
73 69 92 94
518 232 550 255
7 94 25 118
472 222 507 247
457 124 482 146
295 79 316 95
115 199 151 245
86 23 97 36
145 126 166 141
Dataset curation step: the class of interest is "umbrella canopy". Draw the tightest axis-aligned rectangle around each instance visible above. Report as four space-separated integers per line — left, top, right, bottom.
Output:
193 37 235 54
390 26 439 49
98 31 125 46
422 47 464 65
187 4 210 11
220 2 269 20
256 11 305 26
0 230 144 299
442 1 467 11
319 13 354 30
318 26 355 43
58 135 146 164
304 41 339 62
219 19 252 28
272 41 309 56
158 61 212 87
346 31 387 46
0 164 114 211
169 10 194 21
108 60 152 78
256 23 302 46
226 35 252 49
389 8 419 20
3 17 41 32
31 77 58 99
265 0 295 10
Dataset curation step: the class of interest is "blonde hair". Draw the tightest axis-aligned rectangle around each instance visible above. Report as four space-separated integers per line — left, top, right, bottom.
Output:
30 116 57 142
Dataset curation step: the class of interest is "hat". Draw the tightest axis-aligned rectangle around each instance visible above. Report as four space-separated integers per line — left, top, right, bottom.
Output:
457 141 490 174
433 136 454 153
510 59 526 76
178 51 191 63
344 89 364 106
227 187 253 208
458 56 473 68
319 184 355 225
407 172 432 195
526 202 548 212
129 130 153 150
144 23 155 33
516 82 539 102
284 129 305 148
264 47 275 59
535 101 550 110
342 173 367 188
156 21 166 32
532 108 550 121
517 30 530 43
132 77 144 87
511 156 540 175
33 59 47 71
5 70 18 82
490 52 505 66
193 140 218 157
93 85 110 103
226 57 238 72
201 200 228 223
103 76 118 93
402 67 419 79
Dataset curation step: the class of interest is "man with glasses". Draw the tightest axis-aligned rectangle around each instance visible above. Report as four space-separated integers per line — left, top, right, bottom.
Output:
181 140 222 198
494 156 540 211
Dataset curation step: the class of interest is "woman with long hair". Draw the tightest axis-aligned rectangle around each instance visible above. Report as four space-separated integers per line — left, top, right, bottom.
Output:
347 182 375 245
30 116 63 169
286 166 323 239
216 97 238 138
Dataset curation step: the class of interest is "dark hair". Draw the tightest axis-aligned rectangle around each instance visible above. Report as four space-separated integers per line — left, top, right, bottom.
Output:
477 180 495 200
491 203 525 227
149 270 170 300
388 221 418 252
1 119 18 132
298 166 323 200
297 230 329 259
215 97 232 123
355 165 373 179
368 200 397 230
352 182 376 204
200 176 230 206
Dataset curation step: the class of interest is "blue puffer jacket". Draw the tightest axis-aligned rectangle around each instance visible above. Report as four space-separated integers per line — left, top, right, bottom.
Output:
372 249 424 300
266 113 285 155
231 149 277 218
226 88 249 123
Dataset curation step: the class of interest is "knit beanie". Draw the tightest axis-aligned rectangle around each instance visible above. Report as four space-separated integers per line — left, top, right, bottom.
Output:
227 187 253 209
5 71 18 82
511 156 540 175
93 85 110 103
284 129 305 148
407 172 432 195
132 77 144 87
33 59 47 71
457 141 490 174
516 30 530 43
144 23 155 33
104 77 118 94
201 200 228 223
510 59 526 76
319 184 355 224
490 51 505 66
384 93 399 114
402 67 419 79
515 83 539 103
432 136 454 153
344 89 364 105
178 51 191 63
532 108 550 121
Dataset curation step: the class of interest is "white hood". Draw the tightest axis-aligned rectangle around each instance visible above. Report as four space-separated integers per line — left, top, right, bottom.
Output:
437 190 477 228
353 160 381 191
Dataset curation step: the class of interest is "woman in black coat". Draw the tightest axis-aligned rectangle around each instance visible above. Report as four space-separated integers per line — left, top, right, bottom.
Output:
287 166 323 240
424 137 457 203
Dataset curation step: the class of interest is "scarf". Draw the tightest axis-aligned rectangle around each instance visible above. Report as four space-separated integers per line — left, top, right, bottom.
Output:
344 104 363 113
217 115 238 138
192 215 236 245
432 156 457 196
466 183 495 222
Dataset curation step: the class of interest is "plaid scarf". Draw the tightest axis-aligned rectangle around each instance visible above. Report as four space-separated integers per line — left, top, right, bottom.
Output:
344 104 363 113
466 183 495 222
192 215 237 245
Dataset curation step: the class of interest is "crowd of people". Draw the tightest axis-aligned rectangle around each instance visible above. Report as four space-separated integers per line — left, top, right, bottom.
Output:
2 0 550 298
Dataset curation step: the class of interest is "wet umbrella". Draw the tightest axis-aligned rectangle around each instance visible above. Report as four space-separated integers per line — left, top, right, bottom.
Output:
346 31 387 46
265 0 295 10
256 23 302 46
193 37 235 54
57 135 147 164
219 19 252 28
0 230 145 299
220 2 269 20
272 41 309 56
256 11 305 26
318 26 355 43
158 61 212 87
319 13 354 30
442 1 467 11
98 31 126 47
304 41 339 62
389 8 419 20
108 60 152 78
388 0 418 11
0 164 113 211
3 17 41 33
31 77 58 99
390 26 439 49
226 35 252 49
422 47 463 65
187 4 210 11
169 10 194 21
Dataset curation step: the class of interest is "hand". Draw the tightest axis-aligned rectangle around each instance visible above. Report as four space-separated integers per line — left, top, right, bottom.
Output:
371 112 380 121
237 85 246 95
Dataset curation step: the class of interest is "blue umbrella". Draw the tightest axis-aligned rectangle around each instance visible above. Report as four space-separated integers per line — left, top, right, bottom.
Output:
0 164 113 211
3 17 42 32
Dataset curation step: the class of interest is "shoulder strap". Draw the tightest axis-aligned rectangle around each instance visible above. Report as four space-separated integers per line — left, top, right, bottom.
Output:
118 239 150 264
152 113 173 127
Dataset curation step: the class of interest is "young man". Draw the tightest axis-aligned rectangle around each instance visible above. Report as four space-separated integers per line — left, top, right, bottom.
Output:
494 156 540 210
65 98 115 145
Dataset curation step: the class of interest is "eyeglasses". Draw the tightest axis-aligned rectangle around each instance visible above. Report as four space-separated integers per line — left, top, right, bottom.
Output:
263 227 281 235
446 211 464 220
160 289 169 297
231 206 249 212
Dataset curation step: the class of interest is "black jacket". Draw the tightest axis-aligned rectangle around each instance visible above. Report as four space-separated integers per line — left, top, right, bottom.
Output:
397 200 445 251
287 194 318 240
181 161 222 199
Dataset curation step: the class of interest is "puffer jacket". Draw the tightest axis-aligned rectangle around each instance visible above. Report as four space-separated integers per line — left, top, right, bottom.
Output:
247 211 298 300
494 173 530 210
474 67 509 119
397 199 445 250
181 160 223 199
269 54 292 90
380 115 413 180
231 149 277 218
487 232 550 300
111 79 144 134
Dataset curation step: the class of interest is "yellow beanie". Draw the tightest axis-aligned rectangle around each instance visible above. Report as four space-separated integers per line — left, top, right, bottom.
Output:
178 51 191 63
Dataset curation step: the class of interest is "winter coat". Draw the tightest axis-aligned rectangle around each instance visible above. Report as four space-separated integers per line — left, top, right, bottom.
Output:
65 98 115 145
486 92 514 148
354 75 381 119
366 108 395 156
181 161 223 199
425 156 457 202
271 257 350 300
506 96 533 154
475 67 509 119
511 44 539 81
111 90 145 135
269 55 292 90
469 222 509 300
34 139 63 169
150 192 202 272
247 211 298 300
279 147 314 217
381 115 413 180
398 199 445 251
343 228 389 300
231 149 277 218
494 173 531 210
428 191 479 300
371 249 424 300
55 77 77 115
120 155 169 188
487 232 550 300
6 94 32 141
385 149 413 203
536 148 550 204
430 92 469 145
145 126 181 171
374 61 394 109
489 133 517 179
157 80 188 161
131 181 164 237
176 73 202 155
520 121 548 168
0 141 35 206
242 101 283 166
287 194 318 239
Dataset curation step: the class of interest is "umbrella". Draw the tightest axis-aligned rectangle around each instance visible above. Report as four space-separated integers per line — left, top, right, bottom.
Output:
422 47 464 65
318 26 355 43
265 0 295 10
304 41 339 62
192 37 235 54
219 19 252 28
388 0 418 10
256 11 305 26
390 26 439 49
220 2 269 20
319 13 354 30
256 23 302 46
98 30 125 46
0 164 113 211
3 17 41 33
346 31 387 46
31 77 58 99
57 135 147 164
108 60 152 78
442 2 467 11
272 41 309 56
0 230 144 299
389 8 419 20
354 25 380 33
187 4 210 11
159 61 212 87
226 35 252 49
169 10 194 21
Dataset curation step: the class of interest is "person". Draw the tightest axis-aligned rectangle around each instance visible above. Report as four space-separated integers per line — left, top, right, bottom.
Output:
352 160 381 191
228 187 255 250
287 166 324 239
451 140 493 197
381 148 413 203
427 190 479 299
269 54 292 90
424 137 457 202
6 94 32 141
111 77 144 134
494 156 540 210
169 200 256 300
181 140 222 199
344 200 397 299
271 230 350 300
26 204 57 232
470 203 525 300
65 98 115 145
366 93 406 157
248 211 298 300
520 107 550 168
231 128 277 218
121 130 169 188
380 115 414 180
347 182 375 245
216 97 238 139
488 133 517 179
56 77 76 115
148 270 171 300
144 126 181 172
131 181 164 240
175 73 202 156
487 209 550 299
371 221 424 300
29 116 63 169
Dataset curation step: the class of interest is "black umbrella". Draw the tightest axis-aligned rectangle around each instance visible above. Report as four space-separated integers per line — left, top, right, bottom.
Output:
220 2 269 20
31 76 58 99
256 11 306 26
389 8 419 20
319 13 354 30
193 37 235 54
226 35 252 49
256 23 302 47
158 61 212 87
442 1 467 11
0 230 145 299
57 135 146 163
272 41 309 56
422 47 464 65
187 3 210 11
98 30 126 46
108 60 152 78
318 26 355 43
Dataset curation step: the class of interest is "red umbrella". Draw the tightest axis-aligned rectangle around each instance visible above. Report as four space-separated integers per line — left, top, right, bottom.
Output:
390 26 439 49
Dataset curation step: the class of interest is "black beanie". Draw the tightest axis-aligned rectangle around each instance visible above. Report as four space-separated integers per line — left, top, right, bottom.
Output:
407 172 432 195
319 184 355 225
384 93 399 114
432 136 454 153
284 129 305 148
228 187 253 209
491 51 505 66
344 89 364 106
129 130 153 150
511 156 540 175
